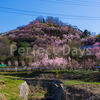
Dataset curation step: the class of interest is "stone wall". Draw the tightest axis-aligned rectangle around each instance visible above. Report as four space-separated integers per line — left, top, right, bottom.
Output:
25 79 67 100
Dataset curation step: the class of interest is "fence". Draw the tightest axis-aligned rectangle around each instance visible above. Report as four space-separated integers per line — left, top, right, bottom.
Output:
0 66 100 72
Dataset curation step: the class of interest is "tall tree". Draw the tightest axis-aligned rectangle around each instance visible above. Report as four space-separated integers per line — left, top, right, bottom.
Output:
82 29 91 38
36 16 45 23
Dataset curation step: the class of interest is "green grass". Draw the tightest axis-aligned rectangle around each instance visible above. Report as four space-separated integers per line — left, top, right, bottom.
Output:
0 69 99 77
0 75 24 100
0 69 99 83
0 69 99 100
64 80 100 85
48 69 99 74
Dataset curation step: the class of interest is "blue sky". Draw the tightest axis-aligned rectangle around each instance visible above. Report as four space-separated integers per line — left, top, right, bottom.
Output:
0 0 100 34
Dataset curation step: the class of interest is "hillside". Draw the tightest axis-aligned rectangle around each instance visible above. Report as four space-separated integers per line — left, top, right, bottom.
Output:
0 18 99 70
4 21 82 45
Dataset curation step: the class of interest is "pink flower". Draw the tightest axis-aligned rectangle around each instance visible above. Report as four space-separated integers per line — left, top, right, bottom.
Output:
31 54 67 68
93 42 100 47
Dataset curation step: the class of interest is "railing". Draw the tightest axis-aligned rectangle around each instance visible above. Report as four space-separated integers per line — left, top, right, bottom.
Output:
0 66 100 72
0 66 65 71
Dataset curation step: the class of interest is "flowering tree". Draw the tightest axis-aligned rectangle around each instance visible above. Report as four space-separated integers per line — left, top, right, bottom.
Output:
90 42 100 60
31 54 67 69
81 35 99 45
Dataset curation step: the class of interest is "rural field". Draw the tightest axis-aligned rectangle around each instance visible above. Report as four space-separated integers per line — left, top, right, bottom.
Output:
0 0 100 100
0 69 100 100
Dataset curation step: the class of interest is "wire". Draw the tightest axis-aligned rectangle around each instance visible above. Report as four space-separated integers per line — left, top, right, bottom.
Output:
0 6 100 20
1 10 100 20
0 10 40 17
41 0 100 7
53 0 100 4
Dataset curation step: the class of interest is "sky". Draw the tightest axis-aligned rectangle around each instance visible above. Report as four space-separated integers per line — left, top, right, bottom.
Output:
0 0 100 34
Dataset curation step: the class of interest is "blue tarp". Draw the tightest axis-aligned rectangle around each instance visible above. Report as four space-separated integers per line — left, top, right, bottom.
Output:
96 66 100 68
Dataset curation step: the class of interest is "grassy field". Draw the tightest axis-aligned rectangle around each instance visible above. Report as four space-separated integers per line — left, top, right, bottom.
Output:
64 80 100 85
0 69 100 100
0 69 99 76
0 75 24 100
0 69 99 81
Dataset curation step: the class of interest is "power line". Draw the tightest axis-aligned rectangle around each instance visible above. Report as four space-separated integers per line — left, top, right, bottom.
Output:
47 0 100 5
55 0 100 4
41 0 100 7
1 10 100 21
0 6 100 20
0 10 40 17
